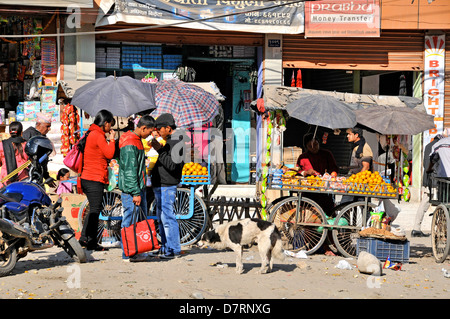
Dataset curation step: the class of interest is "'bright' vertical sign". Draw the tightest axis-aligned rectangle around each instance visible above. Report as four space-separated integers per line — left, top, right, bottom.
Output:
423 34 445 145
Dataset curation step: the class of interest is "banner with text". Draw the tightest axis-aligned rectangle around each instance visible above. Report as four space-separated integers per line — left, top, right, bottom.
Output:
96 0 305 34
305 0 380 38
423 34 446 145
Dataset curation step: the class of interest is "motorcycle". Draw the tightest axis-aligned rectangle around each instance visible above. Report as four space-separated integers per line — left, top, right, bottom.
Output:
0 135 86 277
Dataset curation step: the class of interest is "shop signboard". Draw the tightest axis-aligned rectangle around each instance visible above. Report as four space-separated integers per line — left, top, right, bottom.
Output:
423 34 446 145
96 0 305 34
305 0 380 37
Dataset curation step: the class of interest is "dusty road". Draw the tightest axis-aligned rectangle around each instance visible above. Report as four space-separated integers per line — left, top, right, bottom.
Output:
0 232 448 305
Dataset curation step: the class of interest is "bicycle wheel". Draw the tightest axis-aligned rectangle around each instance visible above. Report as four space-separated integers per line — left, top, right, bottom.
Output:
331 201 377 258
149 188 208 246
268 196 328 255
431 204 450 263
78 190 123 245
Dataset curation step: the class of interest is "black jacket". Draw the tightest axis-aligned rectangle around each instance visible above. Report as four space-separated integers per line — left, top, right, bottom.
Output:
151 135 183 187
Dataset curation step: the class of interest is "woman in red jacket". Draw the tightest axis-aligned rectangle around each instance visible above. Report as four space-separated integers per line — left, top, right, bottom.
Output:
79 109 116 251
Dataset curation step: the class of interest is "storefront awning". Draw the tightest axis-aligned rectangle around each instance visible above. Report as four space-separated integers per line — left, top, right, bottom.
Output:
0 0 93 7
96 0 305 34
262 85 424 112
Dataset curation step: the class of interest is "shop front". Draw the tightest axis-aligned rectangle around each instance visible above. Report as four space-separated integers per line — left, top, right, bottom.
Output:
93 0 304 185
93 26 261 184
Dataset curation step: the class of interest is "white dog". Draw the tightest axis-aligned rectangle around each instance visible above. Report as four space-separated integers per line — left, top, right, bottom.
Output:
198 218 285 274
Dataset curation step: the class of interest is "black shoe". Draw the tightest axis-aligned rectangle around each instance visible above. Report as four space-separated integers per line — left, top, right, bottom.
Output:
79 240 88 248
147 249 163 257
86 244 110 251
411 230 430 237
160 253 180 260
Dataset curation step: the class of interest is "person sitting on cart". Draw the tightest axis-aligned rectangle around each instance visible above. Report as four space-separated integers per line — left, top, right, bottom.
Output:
296 133 339 216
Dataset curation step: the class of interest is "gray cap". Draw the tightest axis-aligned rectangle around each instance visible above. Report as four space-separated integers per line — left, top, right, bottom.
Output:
155 113 176 128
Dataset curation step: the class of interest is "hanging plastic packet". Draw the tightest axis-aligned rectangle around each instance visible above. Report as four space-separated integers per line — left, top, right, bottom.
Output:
322 132 328 144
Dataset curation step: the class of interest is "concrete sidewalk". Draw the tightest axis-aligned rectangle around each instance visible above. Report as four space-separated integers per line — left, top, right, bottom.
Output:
208 184 432 232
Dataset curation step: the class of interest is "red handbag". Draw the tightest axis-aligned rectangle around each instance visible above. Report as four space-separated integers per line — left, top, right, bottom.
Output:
121 206 160 257
63 145 82 173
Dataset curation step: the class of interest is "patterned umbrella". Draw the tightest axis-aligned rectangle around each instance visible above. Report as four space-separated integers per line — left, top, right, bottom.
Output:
152 79 219 128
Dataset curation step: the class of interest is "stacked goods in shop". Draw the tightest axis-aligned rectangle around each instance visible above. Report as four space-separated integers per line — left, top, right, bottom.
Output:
60 104 80 156
270 169 283 188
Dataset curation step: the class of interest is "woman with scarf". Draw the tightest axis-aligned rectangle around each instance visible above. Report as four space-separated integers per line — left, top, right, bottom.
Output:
78 110 116 251
0 122 28 187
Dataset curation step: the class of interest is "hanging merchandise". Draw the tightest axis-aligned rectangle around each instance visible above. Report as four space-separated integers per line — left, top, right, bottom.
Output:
402 156 411 202
296 69 302 88
291 69 296 87
41 38 57 75
175 66 196 82
60 104 80 156
260 112 272 220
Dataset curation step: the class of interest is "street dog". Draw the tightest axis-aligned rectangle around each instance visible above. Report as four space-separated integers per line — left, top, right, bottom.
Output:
198 218 285 274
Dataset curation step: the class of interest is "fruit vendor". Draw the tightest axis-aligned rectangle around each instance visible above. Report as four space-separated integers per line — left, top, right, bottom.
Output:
342 127 374 204
346 127 373 174
296 133 339 177
295 133 339 216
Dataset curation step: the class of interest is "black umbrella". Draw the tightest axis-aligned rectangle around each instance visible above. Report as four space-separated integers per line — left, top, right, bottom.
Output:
71 75 157 117
355 106 435 135
285 94 357 130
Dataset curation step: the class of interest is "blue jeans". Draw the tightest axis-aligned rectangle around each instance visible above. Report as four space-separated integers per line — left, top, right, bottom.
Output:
153 185 180 255
121 189 148 259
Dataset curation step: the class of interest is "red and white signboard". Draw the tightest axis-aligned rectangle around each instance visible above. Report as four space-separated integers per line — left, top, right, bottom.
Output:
423 34 446 145
305 0 380 38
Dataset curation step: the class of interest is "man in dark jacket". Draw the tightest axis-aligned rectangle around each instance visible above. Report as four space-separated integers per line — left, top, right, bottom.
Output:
150 113 183 259
119 115 155 262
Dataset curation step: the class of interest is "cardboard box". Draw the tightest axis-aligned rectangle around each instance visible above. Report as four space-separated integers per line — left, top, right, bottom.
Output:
23 101 41 121
50 193 87 239
41 86 57 104
283 146 302 167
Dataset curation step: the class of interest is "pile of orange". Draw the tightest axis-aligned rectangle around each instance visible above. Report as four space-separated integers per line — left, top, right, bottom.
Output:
345 171 396 196
182 162 208 177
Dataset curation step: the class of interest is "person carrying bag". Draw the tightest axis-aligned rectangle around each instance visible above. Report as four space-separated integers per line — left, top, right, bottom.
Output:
118 115 155 262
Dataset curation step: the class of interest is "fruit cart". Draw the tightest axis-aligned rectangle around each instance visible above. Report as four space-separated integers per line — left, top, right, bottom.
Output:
267 169 398 257
428 177 450 263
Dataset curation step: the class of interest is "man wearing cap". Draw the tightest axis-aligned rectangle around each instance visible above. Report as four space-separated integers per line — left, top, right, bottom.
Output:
23 112 55 187
150 113 183 259
23 112 52 140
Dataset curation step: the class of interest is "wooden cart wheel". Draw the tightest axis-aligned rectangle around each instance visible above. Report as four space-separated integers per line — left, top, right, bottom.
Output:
78 190 123 246
148 188 208 246
431 204 450 263
268 196 328 255
331 201 377 258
